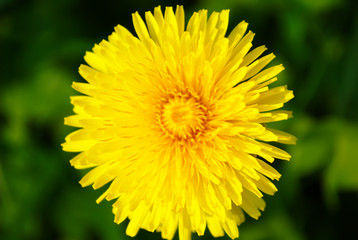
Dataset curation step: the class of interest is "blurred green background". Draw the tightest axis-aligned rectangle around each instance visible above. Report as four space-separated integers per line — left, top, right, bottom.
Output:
1 0 358 239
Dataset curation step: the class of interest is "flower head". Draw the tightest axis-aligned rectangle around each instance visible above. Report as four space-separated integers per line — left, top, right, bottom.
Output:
63 5 296 240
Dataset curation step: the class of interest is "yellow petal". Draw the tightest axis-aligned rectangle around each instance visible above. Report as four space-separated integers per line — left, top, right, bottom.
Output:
207 216 224 237
175 5 185 36
132 11 150 41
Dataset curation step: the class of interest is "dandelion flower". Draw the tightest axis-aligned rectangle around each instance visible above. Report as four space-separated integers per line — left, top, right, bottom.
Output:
62 5 296 240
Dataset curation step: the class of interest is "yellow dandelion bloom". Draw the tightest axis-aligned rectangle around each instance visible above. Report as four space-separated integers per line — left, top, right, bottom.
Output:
62 5 296 240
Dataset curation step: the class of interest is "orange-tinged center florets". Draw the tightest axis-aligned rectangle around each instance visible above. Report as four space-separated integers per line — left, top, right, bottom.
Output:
157 90 209 141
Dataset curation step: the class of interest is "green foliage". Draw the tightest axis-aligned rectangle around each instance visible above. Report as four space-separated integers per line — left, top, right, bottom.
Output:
323 120 358 205
1 0 358 239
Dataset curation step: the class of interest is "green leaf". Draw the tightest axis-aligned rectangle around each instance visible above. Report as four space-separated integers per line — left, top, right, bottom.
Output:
324 121 358 206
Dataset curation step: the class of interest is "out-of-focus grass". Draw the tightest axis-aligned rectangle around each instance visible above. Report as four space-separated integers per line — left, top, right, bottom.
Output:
1 0 357 239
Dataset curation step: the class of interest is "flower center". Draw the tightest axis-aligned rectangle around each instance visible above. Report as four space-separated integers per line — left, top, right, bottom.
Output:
159 95 208 140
